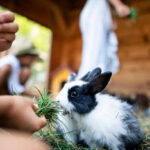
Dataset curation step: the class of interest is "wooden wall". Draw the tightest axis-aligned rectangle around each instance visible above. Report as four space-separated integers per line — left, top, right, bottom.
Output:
107 0 150 98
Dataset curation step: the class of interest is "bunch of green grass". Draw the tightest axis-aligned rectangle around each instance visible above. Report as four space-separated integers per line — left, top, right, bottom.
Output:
129 8 138 20
35 89 59 126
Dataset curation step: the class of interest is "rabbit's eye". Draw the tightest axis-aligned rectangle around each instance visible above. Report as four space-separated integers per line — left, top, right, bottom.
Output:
71 91 79 98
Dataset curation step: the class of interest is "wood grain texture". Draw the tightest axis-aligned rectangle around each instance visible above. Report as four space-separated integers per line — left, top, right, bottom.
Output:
107 0 150 97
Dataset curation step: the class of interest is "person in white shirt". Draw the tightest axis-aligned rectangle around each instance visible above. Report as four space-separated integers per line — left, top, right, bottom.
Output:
78 0 130 78
0 38 40 97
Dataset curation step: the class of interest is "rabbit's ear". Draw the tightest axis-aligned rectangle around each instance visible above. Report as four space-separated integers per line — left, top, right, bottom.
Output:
86 72 112 94
81 68 102 82
68 72 76 82
80 72 90 81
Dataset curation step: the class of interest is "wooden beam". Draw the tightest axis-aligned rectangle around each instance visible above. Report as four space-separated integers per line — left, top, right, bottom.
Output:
0 0 86 38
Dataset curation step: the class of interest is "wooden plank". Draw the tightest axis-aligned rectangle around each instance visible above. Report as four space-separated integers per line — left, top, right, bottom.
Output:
107 69 150 97
118 44 150 60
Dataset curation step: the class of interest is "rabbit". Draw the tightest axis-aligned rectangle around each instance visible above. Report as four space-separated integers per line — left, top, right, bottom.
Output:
56 68 144 150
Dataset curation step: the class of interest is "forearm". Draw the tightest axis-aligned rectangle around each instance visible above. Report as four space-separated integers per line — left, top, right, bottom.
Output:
108 0 124 8
0 96 13 116
109 0 130 17
0 131 50 150
0 65 11 88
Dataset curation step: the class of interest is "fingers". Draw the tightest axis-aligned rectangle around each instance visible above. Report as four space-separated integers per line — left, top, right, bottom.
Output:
30 113 47 132
28 104 47 132
0 11 15 23
116 5 130 18
0 33 16 42
33 104 39 111
0 39 12 51
0 22 18 33
32 103 47 131
120 9 130 17
38 116 47 129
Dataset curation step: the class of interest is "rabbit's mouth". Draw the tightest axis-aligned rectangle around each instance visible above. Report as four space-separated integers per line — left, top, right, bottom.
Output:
59 105 70 115
61 107 70 115
62 109 69 115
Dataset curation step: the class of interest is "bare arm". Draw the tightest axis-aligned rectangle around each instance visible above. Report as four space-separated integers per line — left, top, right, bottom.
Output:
19 67 40 98
0 95 13 115
0 64 12 88
108 0 130 17
0 131 50 150
109 0 123 8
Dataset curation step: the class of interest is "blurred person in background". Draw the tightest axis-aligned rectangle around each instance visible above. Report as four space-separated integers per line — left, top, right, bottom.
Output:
0 11 49 150
78 0 130 78
0 37 41 98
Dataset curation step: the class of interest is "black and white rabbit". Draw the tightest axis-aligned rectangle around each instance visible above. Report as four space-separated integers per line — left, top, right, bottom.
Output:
56 68 144 150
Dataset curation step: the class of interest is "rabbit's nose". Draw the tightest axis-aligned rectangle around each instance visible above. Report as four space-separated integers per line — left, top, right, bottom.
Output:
56 100 60 103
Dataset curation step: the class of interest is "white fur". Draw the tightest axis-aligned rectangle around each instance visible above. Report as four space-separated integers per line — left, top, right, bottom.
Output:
57 111 78 143
56 81 86 144
72 94 128 149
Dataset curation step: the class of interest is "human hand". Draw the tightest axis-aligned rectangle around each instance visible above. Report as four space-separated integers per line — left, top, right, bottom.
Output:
115 3 130 17
0 96 46 133
0 11 18 51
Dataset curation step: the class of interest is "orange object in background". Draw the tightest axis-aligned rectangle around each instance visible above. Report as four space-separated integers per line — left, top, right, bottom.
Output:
50 65 74 98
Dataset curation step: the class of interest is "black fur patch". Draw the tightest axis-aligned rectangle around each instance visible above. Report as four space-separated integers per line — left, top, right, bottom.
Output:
120 135 140 150
77 140 89 148
68 86 97 114
120 107 144 150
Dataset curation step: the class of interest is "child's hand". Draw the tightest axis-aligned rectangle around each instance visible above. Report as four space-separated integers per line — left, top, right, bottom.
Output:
0 96 47 133
0 11 18 51
115 3 130 17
